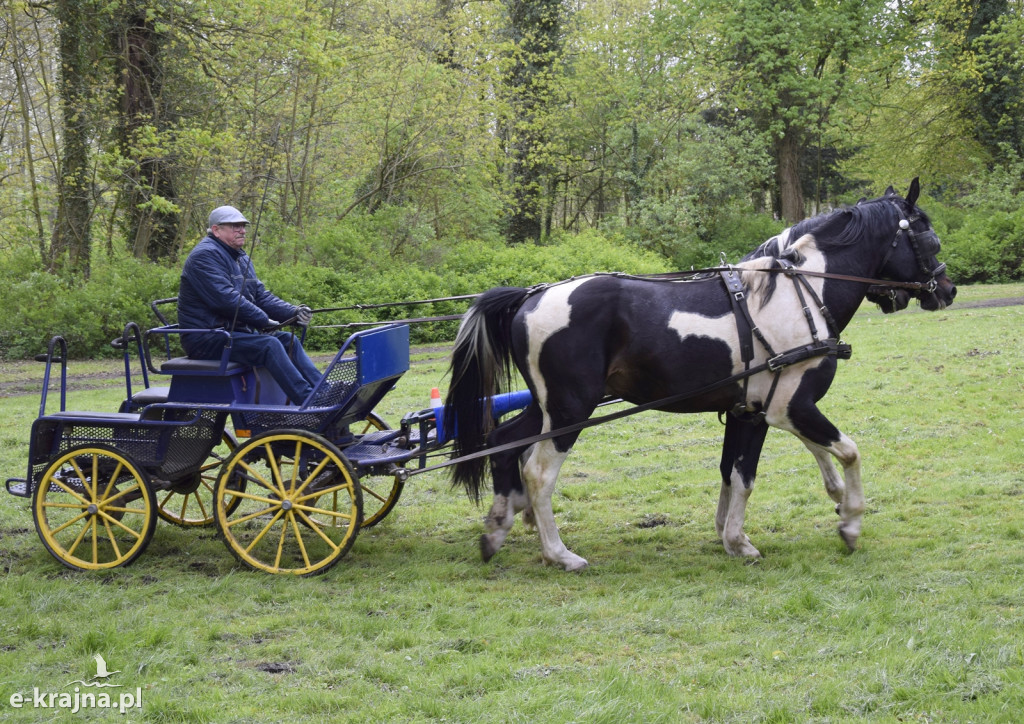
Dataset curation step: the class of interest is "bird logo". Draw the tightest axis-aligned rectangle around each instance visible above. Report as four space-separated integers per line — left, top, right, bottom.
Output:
66 654 123 688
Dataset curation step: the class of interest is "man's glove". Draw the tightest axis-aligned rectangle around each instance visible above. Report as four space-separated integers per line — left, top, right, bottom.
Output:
295 305 313 327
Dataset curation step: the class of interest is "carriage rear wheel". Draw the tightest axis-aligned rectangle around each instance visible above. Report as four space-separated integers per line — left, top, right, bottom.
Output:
213 430 362 575
156 431 241 527
355 412 405 529
32 444 157 571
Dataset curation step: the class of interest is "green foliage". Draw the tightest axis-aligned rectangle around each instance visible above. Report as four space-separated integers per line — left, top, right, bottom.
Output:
929 153 1024 283
0 232 668 358
0 254 178 361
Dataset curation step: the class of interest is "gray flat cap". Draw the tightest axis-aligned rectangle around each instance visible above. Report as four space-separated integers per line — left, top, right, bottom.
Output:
208 205 249 226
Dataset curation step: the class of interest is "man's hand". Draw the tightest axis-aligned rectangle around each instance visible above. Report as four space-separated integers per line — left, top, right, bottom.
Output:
295 304 313 327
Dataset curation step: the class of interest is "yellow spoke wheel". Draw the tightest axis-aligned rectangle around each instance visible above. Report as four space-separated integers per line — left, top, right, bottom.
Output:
214 430 362 576
32 444 157 571
355 413 405 529
156 431 240 527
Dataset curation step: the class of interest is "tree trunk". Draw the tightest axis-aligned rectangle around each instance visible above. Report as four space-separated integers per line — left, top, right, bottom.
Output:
50 0 94 275
116 6 180 262
6 3 48 260
775 125 805 223
502 0 562 244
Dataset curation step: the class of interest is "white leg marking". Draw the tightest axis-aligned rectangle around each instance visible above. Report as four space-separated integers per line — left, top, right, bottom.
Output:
521 440 588 571
800 433 862 550
720 466 761 558
481 493 514 561
715 480 730 537
803 441 846 504
481 485 531 562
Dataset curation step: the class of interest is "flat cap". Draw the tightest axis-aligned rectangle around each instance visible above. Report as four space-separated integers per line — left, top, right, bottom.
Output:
208 205 249 226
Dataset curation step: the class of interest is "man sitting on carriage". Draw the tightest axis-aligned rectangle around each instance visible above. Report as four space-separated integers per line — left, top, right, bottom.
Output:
177 205 320 405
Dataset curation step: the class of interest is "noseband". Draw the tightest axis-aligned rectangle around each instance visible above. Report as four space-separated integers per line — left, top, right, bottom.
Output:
882 204 945 294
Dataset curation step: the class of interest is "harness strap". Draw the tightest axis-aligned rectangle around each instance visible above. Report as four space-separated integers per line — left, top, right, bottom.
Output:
720 268 784 422
718 264 853 424
402 334 852 480
721 270 756 364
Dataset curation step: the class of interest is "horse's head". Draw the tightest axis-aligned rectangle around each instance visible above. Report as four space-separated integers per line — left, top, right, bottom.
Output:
877 178 957 311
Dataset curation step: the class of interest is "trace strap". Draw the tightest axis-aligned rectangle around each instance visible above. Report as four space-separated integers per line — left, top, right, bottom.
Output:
400 334 851 482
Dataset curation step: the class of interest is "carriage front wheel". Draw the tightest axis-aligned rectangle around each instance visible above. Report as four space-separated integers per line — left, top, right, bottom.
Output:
213 430 362 575
32 444 157 571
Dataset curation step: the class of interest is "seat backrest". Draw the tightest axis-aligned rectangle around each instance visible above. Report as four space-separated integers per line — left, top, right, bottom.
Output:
304 324 409 411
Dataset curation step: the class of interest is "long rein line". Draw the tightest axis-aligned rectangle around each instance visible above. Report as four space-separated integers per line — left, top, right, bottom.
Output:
305 266 932 330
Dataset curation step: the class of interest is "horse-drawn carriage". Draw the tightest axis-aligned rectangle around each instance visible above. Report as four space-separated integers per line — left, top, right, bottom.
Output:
6 180 957 575
4 312 528 576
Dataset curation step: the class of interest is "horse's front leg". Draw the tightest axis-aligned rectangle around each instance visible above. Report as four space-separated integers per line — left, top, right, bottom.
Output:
716 417 769 558
802 442 846 507
785 383 865 551
521 439 588 571
801 433 863 550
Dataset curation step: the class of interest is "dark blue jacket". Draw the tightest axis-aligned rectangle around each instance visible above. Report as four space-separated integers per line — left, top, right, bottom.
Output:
177 234 298 354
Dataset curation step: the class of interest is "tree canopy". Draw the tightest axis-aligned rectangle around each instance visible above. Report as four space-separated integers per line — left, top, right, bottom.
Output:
1 0 1022 284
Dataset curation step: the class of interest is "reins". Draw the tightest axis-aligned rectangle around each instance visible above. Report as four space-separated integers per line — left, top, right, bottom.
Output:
305 265 936 331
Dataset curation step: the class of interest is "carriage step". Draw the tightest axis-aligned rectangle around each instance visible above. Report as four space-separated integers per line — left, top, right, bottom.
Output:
344 428 429 467
5 479 29 498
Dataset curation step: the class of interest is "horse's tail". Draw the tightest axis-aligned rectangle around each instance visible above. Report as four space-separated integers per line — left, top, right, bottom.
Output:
444 286 531 501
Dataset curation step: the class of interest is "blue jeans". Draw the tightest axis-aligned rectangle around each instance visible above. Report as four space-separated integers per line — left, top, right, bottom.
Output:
186 331 320 405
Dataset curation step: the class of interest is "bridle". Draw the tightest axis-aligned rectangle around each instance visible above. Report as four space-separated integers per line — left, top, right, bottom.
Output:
879 203 946 295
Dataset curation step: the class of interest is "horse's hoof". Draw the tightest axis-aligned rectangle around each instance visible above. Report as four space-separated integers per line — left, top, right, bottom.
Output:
724 535 761 558
838 527 858 551
563 557 589 572
480 534 498 562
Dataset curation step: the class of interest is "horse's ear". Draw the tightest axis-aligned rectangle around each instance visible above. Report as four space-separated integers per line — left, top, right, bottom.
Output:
906 177 920 207
857 197 867 204
884 185 896 196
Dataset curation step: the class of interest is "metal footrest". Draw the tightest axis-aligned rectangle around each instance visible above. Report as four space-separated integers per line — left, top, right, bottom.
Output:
5 479 29 498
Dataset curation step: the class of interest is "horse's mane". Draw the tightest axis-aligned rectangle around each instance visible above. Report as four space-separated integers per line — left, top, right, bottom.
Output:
739 194 923 307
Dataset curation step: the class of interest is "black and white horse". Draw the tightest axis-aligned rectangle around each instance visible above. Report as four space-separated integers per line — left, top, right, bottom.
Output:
444 179 957 570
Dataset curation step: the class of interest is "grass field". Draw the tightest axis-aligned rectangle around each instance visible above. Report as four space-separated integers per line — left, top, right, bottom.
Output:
1 283 1022 722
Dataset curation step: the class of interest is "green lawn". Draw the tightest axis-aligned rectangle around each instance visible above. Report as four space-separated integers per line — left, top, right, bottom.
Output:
1 283 1022 722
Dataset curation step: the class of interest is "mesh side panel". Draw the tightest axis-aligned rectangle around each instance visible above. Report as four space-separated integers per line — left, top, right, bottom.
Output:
240 409 333 432
44 410 223 482
56 423 165 466
155 409 224 479
307 357 358 408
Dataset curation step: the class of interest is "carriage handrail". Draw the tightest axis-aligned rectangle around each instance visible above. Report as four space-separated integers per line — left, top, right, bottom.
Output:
143 325 233 375
110 321 151 401
35 336 68 417
150 297 177 326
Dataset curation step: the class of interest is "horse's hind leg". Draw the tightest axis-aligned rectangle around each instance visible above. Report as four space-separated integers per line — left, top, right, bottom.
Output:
521 438 588 571
716 417 769 558
480 407 541 562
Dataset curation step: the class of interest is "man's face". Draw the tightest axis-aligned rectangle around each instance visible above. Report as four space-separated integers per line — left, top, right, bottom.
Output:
213 222 248 250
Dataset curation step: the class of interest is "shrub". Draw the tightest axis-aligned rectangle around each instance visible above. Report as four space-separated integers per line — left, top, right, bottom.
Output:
0 255 178 360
